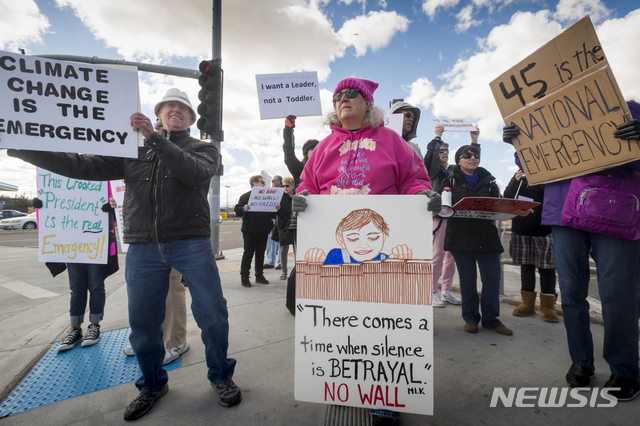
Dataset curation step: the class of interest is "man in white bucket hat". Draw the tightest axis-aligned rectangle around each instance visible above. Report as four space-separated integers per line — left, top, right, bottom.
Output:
8 88 241 420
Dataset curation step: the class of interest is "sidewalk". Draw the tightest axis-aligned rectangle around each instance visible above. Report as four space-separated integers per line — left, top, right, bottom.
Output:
0 246 635 426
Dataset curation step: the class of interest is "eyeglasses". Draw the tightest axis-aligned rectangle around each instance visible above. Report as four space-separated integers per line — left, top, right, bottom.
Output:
333 88 359 102
272 179 278 182
460 152 480 159
404 112 416 120
259 180 266 184
439 149 449 154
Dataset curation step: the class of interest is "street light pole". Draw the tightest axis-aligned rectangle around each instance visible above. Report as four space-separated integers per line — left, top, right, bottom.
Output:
225 186 230 215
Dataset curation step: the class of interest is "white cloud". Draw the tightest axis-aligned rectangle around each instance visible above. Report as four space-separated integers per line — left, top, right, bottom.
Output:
554 0 611 24
0 0 50 51
422 0 461 19
337 11 410 57
455 5 482 33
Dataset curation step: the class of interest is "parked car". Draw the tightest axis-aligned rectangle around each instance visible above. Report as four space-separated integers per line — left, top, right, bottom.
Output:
1 209 27 218
0 212 38 230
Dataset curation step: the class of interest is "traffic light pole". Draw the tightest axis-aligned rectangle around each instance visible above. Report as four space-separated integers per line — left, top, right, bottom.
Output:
207 0 223 259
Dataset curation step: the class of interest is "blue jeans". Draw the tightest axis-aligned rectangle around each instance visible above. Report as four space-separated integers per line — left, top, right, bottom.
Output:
552 226 640 379
67 262 106 325
125 238 236 392
265 236 279 266
451 251 502 328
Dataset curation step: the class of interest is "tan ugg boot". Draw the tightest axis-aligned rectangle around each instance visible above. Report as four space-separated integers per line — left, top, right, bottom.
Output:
540 293 559 323
513 291 536 316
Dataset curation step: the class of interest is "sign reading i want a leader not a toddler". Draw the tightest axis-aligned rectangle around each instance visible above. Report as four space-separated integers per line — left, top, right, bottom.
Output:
37 168 109 264
0 50 139 158
256 72 322 119
295 195 434 416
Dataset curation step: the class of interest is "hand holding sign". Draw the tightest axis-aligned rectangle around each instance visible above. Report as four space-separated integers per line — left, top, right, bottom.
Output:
130 112 154 139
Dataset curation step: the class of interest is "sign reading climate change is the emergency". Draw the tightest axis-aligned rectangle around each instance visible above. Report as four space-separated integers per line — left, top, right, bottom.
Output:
0 50 139 157
256 72 322 119
37 168 109 264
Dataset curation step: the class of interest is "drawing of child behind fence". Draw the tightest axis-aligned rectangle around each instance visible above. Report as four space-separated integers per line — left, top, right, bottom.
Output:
303 208 412 264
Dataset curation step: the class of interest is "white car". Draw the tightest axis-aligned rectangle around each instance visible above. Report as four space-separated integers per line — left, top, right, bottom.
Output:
0 212 38 230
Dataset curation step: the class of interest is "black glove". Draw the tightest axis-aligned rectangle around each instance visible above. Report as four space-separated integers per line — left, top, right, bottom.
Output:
502 124 520 144
418 190 442 216
292 190 308 213
32 197 43 209
101 203 114 213
613 119 640 140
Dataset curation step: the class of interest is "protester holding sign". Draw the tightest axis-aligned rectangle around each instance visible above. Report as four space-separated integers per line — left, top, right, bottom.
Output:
504 100 640 401
6 88 241 420
441 144 525 337
293 77 438 426
234 175 277 287
282 115 319 186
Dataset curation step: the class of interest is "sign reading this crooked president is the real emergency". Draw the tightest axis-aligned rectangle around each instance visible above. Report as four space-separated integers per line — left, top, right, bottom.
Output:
256 71 322 119
37 167 109 264
0 50 139 158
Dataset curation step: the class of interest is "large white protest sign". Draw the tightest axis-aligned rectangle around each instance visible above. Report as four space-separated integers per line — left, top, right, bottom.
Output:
36 168 110 263
295 195 434 416
110 179 128 253
383 113 404 137
248 187 285 212
431 118 476 132
0 50 139 157
256 72 322 120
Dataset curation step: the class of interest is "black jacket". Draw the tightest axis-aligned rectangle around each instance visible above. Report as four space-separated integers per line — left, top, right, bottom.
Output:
503 174 550 236
8 129 218 243
277 193 295 245
234 189 276 234
283 126 305 186
441 166 504 253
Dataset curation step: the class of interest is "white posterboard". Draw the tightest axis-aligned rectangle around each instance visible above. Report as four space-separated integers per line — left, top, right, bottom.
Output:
430 118 476 132
0 50 139 157
256 72 322 119
36 168 109 263
295 195 434 416
248 187 285 212
110 179 128 253
383 113 404 137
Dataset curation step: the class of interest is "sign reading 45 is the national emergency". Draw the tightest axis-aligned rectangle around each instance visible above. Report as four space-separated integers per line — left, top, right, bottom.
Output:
0 50 139 158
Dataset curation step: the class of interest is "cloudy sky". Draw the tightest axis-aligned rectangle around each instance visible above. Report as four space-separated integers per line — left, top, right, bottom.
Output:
1 0 639 206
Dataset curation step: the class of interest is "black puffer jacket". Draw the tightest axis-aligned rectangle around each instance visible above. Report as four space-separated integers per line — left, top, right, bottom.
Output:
8 129 218 243
503 174 550 236
441 166 504 253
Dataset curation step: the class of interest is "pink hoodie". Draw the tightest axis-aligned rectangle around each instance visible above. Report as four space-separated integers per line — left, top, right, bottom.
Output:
297 124 431 195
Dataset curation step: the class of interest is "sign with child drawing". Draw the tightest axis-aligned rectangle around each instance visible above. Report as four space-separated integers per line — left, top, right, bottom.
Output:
294 195 434 416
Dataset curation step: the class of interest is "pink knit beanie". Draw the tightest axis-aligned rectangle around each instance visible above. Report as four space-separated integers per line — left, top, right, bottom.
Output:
333 78 379 105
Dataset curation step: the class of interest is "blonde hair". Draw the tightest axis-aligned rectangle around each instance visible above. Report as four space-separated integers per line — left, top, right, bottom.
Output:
283 177 294 186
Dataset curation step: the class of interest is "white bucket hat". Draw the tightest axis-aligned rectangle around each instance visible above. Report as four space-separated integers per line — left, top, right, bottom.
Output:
154 88 197 125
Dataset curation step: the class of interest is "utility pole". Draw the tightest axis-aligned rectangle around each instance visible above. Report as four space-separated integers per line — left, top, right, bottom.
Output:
207 0 223 258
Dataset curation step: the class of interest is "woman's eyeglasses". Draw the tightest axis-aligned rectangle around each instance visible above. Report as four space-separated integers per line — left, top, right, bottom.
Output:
439 149 449 154
460 152 480 159
333 88 359 102
404 112 416 120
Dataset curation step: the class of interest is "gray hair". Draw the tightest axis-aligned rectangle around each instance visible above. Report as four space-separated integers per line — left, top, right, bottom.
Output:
325 102 385 128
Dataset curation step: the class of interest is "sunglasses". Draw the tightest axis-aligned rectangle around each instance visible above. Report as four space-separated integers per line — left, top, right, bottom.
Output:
404 112 416 120
460 152 480 159
333 88 359 102
439 149 449 154
284 185 291 188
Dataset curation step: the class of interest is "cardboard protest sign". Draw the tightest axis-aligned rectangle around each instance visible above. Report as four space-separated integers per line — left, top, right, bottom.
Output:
295 195 434 416
0 51 139 157
256 72 322 119
489 16 638 185
452 197 539 221
383 113 404 136
248 186 285 212
37 168 109 263
110 179 128 253
431 118 476 132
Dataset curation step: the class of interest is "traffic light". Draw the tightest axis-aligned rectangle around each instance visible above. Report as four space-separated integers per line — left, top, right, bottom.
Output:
197 59 223 139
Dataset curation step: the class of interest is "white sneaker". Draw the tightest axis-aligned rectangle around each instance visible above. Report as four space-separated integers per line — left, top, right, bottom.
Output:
442 289 462 305
163 341 190 365
433 292 445 308
123 345 134 356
